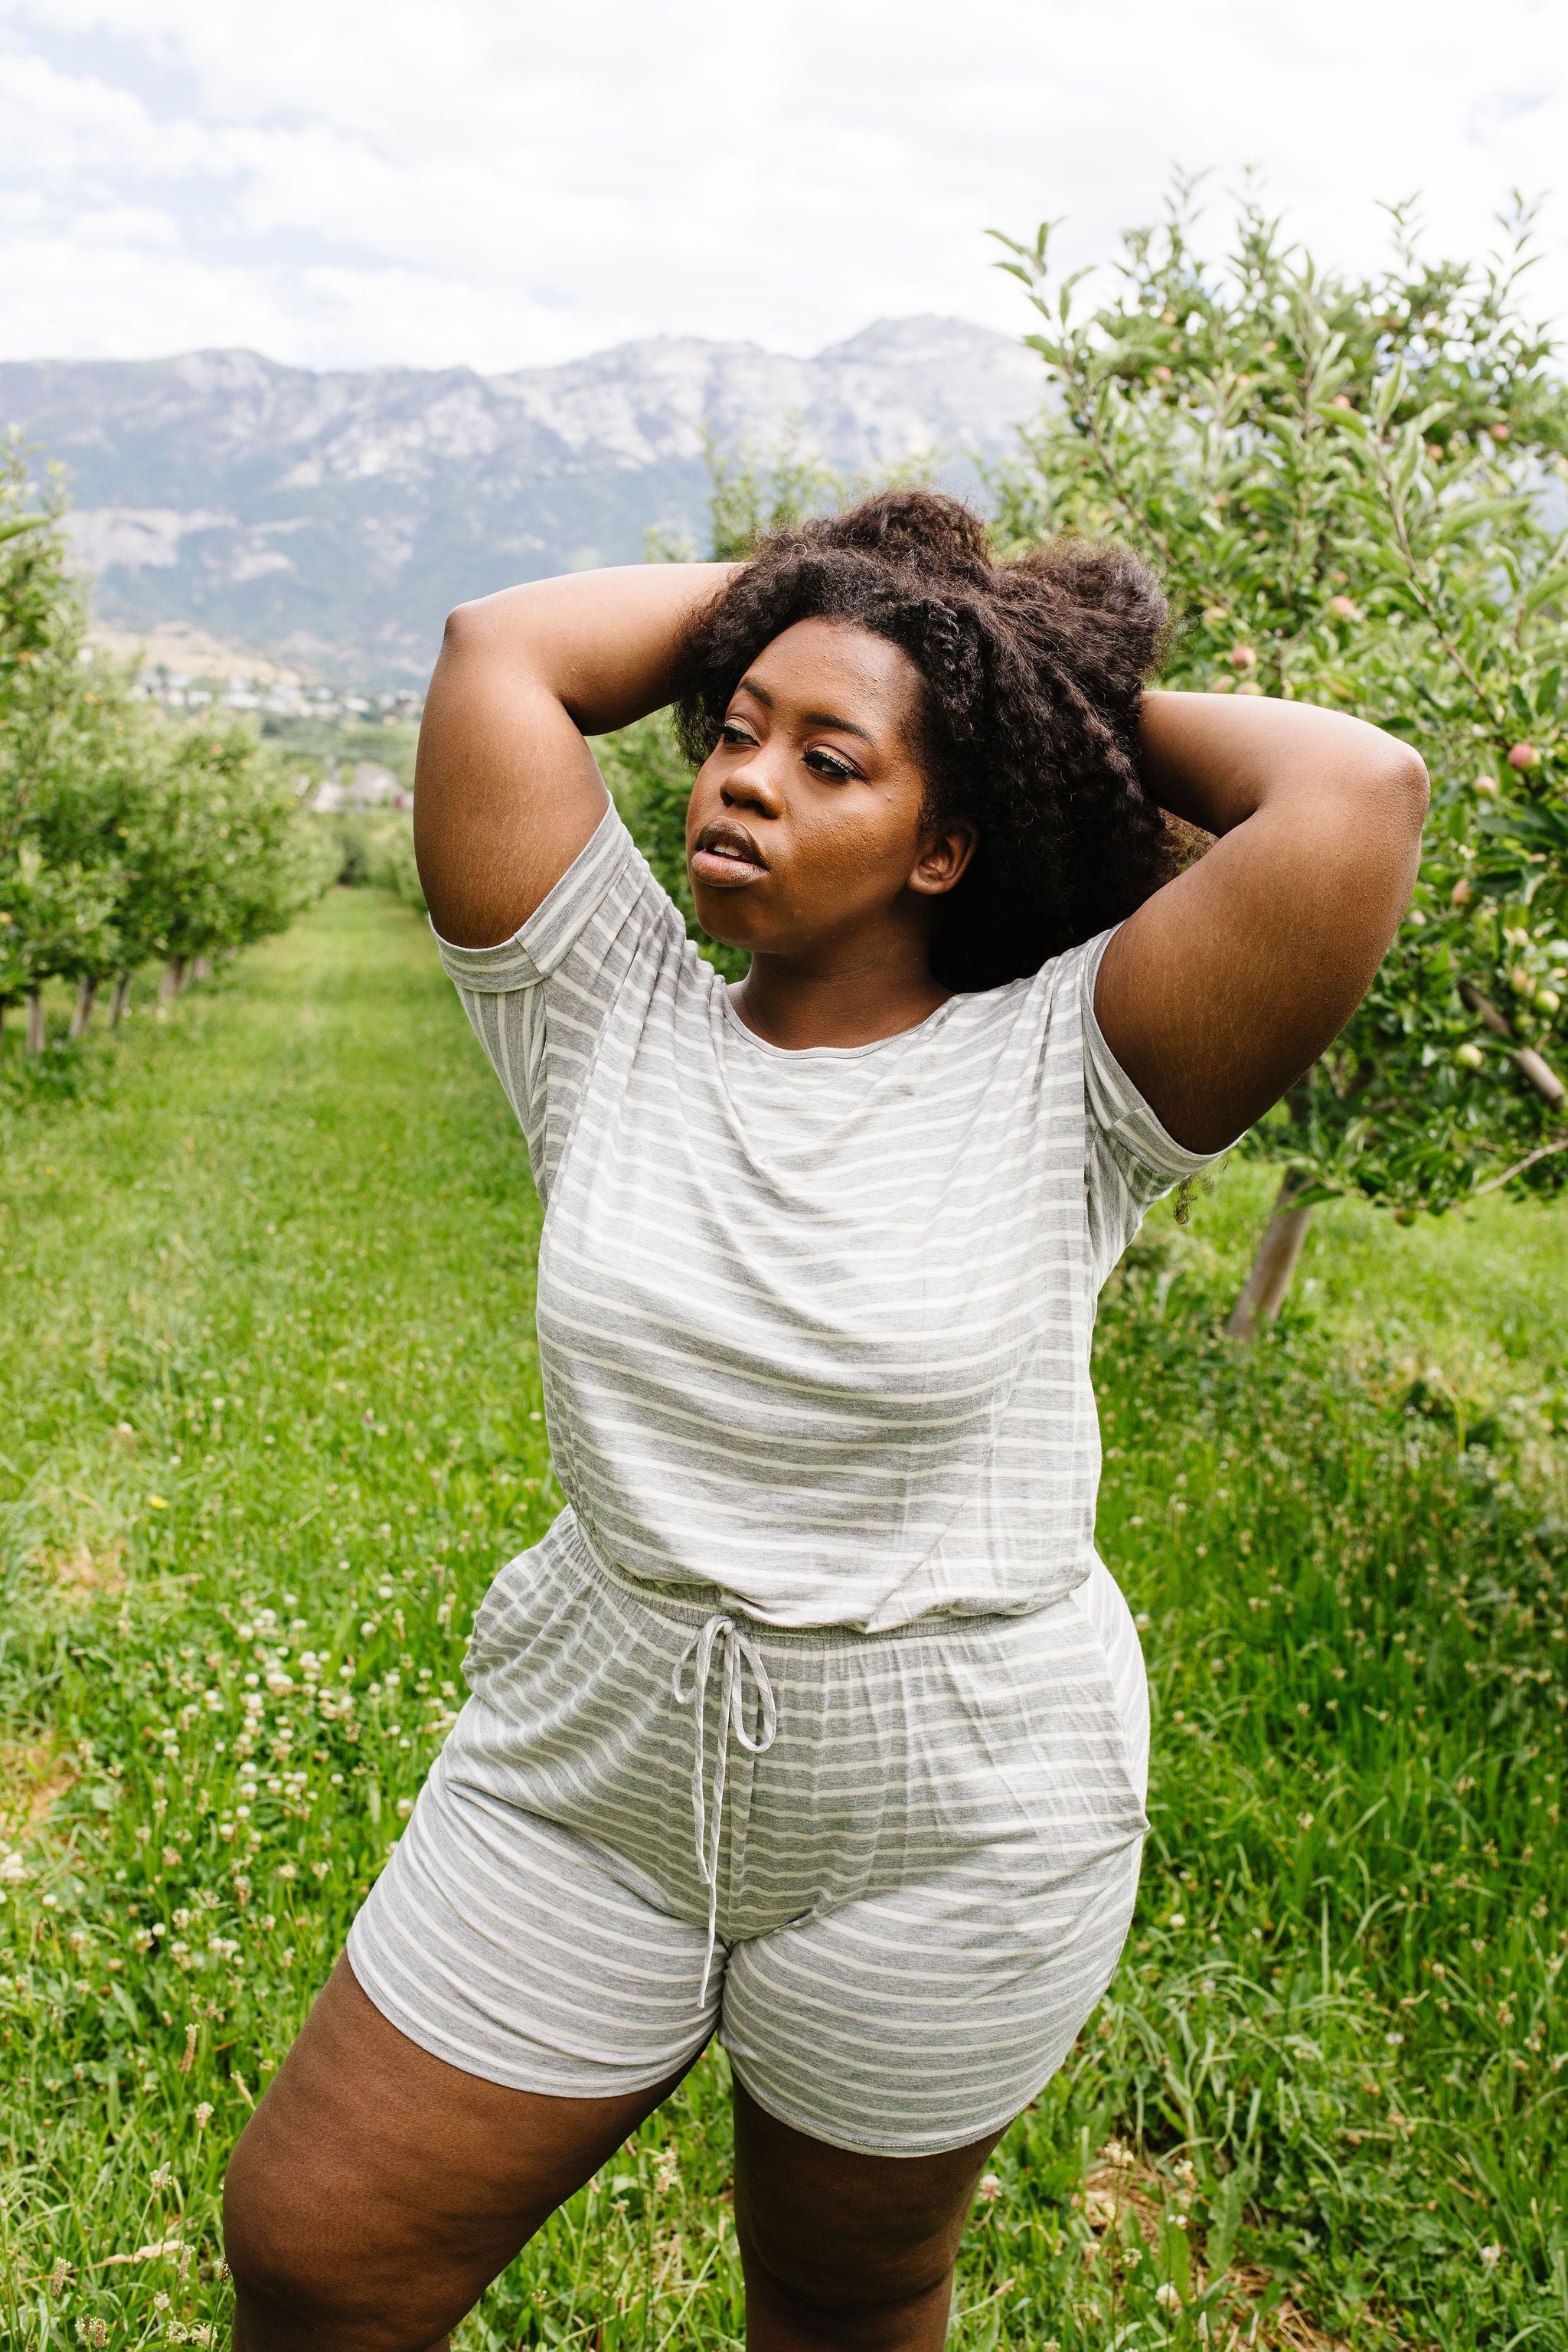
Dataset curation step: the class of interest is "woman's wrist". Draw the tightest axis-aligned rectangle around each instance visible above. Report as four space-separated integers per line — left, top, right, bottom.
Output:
1138 686 1427 844
450 561 742 737
1135 689 1263 835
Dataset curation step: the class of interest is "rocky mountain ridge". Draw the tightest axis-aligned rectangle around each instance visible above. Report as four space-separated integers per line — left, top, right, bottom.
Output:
1 317 1044 680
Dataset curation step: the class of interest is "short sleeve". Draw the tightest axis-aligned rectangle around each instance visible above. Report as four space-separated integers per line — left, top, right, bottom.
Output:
1071 926 1231 1285
432 804 684 1200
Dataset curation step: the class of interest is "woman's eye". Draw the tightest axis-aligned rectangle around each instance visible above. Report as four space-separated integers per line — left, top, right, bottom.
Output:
805 747 857 780
720 720 756 746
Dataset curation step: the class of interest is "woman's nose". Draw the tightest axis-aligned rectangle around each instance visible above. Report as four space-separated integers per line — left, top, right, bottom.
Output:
720 760 782 816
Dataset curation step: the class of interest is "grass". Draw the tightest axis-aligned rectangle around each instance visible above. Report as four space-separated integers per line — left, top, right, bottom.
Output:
0 887 1563 2350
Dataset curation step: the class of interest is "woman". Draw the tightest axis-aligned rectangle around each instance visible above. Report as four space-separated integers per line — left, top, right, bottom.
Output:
224 493 1426 2350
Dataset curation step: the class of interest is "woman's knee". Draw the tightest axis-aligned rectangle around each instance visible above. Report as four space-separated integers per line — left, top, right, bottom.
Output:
223 2120 445 2352
223 2137 349 2346
737 2203 952 2315
737 2217 956 2352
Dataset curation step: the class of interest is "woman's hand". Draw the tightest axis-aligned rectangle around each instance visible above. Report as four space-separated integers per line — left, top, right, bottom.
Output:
1096 691 1429 1153
413 563 738 949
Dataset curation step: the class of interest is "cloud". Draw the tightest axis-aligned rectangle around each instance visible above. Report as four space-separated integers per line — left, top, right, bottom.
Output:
0 0 1564 371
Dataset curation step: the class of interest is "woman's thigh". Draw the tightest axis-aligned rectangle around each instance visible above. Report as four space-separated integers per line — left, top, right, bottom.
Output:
224 1956 691 2352
731 2074 1004 2340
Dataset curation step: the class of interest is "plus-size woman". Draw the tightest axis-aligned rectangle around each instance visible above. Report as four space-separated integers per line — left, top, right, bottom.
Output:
224 493 1426 2350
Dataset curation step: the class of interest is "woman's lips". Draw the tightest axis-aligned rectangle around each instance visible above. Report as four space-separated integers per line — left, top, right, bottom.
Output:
690 822 768 887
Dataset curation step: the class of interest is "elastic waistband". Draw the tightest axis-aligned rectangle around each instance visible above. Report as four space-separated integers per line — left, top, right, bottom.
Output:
562 1514 1064 1651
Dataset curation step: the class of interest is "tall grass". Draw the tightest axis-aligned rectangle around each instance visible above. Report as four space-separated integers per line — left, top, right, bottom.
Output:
0 891 1562 2348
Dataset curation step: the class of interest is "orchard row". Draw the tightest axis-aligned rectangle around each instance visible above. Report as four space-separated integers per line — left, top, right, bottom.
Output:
1 433 331 1051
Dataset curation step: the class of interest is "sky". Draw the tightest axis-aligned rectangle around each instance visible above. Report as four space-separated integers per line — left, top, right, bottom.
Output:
1 0 1565 376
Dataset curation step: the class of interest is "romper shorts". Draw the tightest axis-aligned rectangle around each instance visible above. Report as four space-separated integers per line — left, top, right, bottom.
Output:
347 1517 1149 2157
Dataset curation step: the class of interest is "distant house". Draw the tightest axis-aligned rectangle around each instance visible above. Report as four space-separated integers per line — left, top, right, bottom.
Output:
310 761 407 813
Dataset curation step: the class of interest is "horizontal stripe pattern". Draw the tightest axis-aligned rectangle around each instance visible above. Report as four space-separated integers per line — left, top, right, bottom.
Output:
348 1524 1149 2154
436 806 1217 1632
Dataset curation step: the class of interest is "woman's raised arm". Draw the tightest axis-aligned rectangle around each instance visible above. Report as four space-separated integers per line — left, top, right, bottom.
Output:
1096 691 1429 1154
413 563 737 949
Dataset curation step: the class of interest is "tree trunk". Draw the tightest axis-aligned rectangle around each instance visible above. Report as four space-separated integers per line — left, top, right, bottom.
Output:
109 972 132 1025
25 988 45 1054
158 959 185 1004
189 953 212 985
1227 1172 1315 1341
69 975 97 1039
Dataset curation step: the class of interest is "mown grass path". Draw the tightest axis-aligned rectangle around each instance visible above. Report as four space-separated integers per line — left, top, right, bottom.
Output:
0 891 1564 2350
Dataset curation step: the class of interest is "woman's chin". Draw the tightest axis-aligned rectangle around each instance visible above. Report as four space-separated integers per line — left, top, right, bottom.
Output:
691 891 763 953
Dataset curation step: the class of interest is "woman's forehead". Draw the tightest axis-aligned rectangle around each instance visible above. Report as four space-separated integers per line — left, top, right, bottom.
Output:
738 617 920 727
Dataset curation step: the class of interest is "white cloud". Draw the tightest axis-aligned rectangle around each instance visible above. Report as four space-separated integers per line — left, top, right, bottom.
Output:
0 0 1564 371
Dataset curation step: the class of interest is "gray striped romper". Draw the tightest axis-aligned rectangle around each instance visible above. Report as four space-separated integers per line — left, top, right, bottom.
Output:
348 805 1217 2155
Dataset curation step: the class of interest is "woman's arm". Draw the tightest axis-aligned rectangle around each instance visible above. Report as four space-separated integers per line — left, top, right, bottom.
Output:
1096 691 1429 1153
413 563 738 949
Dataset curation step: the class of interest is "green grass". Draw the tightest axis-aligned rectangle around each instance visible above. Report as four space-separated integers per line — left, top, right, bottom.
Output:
0 890 1563 2350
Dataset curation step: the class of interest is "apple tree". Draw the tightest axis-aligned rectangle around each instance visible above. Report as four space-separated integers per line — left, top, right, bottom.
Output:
990 185 1568 1331
2 432 330 1053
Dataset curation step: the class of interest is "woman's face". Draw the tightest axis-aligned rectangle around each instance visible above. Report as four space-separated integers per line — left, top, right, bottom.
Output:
685 618 975 963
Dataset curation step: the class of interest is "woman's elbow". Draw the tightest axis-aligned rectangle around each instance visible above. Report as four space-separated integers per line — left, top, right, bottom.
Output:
1357 733 1429 848
1387 740 1431 830
439 598 494 656
1400 747 1439 832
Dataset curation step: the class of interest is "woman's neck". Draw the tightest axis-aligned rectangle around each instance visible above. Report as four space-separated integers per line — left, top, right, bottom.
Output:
727 926 950 1051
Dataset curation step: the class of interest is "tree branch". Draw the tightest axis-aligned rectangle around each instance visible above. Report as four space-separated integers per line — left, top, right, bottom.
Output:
1459 980 1566 1109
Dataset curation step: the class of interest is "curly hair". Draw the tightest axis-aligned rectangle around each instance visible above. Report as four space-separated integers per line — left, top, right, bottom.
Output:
671 488 1173 991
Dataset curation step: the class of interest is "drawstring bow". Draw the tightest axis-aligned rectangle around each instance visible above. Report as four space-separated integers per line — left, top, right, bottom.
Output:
671 1614 778 2005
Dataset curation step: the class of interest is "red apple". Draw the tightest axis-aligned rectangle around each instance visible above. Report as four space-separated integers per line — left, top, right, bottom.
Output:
1508 743 1537 770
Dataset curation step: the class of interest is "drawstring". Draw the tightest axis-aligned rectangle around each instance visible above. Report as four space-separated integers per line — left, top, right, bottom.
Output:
671 1613 778 2006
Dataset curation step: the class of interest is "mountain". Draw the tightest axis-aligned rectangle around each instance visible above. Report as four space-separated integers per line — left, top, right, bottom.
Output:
0 318 1044 682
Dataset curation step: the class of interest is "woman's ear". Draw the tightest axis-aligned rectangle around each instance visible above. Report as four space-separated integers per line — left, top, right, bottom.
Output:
907 822 978 898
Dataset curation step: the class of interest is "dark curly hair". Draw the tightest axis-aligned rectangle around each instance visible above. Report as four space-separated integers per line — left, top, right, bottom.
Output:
671 488 1173 991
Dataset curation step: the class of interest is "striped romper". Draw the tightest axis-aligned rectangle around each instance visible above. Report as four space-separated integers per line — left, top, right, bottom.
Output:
348 805 1217 2155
